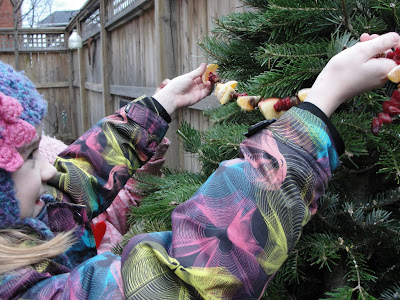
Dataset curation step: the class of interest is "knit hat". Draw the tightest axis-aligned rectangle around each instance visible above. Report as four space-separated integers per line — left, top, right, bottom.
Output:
0 60 48 229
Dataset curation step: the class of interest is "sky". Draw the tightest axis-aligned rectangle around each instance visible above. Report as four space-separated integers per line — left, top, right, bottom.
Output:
21 0 87 27
52 0 87 11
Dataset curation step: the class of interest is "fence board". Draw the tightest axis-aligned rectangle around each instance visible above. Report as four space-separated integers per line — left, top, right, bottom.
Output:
0 0 251 171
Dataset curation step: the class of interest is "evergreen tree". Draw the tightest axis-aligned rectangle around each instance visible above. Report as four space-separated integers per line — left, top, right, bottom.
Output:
117 1 400 299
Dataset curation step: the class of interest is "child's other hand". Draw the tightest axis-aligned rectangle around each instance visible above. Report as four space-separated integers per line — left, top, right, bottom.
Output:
155 79 171 93
305 32 400 117
152 63 213 115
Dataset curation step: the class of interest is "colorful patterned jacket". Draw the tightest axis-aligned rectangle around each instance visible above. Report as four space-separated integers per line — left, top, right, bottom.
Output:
0 96 168 299
120 102 344 299
0 97 343 299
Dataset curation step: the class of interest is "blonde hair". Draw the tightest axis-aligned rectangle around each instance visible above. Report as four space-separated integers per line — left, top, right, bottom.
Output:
0 228 75 274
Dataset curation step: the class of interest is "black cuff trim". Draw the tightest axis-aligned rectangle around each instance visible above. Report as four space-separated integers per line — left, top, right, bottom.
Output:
297 102 345 156
132 96 172 123
151 97 172 123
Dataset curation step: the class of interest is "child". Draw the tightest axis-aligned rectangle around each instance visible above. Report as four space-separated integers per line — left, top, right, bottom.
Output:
0 32 399 299
0 62 212 299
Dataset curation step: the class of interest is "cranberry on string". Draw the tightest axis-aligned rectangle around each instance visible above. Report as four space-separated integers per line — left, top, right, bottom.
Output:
370 49 400 135
371 89 400 135
385 48 400 65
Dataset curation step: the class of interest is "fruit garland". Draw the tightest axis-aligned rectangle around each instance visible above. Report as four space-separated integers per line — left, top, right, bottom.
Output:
371 50 400 135
203 56 400 136
202 64 310 120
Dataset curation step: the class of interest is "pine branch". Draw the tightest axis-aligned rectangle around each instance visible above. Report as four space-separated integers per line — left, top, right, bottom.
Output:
247 56 326 97
362 188 400 212
112 220 170 255
127 171 205 227
341 0 354 34
380 283 400 300
204 102 263 125
377 144 400 182
344 249 378 300
322 286 356 299
303 233 341 272
256 41 328 69
316 211 341 232
279 250 306 285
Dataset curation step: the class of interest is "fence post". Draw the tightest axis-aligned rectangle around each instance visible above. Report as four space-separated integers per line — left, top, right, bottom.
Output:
67 48 77 140
154 0 183 169
76 21 89 133
100 0 112 117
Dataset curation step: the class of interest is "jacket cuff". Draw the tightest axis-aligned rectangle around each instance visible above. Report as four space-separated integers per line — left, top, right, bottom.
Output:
297 102 345 156
124 96 169 141
131 95 171 123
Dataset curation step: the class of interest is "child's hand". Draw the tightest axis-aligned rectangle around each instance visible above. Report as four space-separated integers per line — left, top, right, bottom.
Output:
305 32 400 117
152 63 213 115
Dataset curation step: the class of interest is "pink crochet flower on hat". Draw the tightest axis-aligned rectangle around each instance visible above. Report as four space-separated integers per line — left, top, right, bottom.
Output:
0 93 36 172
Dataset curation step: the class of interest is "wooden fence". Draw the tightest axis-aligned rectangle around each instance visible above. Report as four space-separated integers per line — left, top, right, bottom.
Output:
0 28 75 142
0 0 250 171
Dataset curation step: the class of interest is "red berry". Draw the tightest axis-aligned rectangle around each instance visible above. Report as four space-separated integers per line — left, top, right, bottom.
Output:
371 117 381 136
377 112 392 124
273 96 301 112
386 52 396 59
386 49 400 65
283 97 291 110
391 100 400 109
208 73 216 84
370 90 400 135
383 101 400 116
391 90 400 103
274 98 283 112
208 72 220 85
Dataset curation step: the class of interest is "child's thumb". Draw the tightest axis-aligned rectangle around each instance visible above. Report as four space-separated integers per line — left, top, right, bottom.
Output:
188 63 207 79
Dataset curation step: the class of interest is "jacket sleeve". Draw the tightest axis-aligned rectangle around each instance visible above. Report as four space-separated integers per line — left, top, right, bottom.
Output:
5 252 124 300
120 104 344 300
48 96 169 220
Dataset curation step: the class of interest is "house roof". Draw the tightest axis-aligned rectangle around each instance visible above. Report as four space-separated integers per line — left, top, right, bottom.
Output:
38 10 78 27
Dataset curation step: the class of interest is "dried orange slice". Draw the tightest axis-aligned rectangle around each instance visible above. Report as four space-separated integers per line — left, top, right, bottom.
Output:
387 64 400 83
237 96 260 111
225 80 238 89
202 63 219 84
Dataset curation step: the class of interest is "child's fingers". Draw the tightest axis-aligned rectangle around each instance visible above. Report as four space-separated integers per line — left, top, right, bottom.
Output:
360 33 379 42
354 32 399 59
186 63 207 80
365 57 398 79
